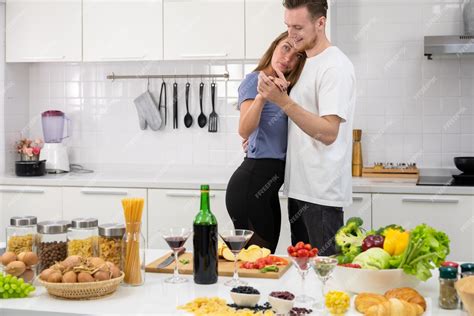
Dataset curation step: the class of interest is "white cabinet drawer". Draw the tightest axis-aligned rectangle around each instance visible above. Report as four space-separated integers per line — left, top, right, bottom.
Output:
0 185 62 242
344 193 372 230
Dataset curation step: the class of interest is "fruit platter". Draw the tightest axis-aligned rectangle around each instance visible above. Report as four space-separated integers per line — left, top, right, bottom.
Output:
333 217 450 293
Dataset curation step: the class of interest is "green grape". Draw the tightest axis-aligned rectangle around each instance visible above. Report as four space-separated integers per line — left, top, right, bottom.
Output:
0 288 4 293
8 288 13 294
0 282 3 288
4 275 11 283
20 293 26 298
11 284 17 290
20 283 28 290
15 288 21 294
18 278 24 285
4 284 10 290
3 292 9 299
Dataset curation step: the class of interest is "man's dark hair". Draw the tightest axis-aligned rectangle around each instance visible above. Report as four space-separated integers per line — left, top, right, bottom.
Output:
283 0 328 19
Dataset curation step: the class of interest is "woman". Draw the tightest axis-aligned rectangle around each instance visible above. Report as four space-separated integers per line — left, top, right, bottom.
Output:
225 32 306 253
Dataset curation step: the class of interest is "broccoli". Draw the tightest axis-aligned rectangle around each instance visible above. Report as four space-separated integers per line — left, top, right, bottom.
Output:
375 224 405 237
335 217 365 256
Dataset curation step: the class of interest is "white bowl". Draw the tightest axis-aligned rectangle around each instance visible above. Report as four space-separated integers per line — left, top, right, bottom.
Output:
230 291 260 307
333 266 421 294
268 295 294 314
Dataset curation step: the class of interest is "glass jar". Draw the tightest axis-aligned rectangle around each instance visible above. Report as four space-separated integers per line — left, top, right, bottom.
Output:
67 218 99 257
37 221 69 272
439 266 459 310
460 263 474 311
98 223 125 267
122 222 145 286
6 216 37 255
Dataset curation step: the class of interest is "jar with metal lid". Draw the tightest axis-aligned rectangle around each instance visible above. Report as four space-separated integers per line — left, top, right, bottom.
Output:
439 266 459 310
6 216 37 255
37 221 69 272
67 218 99 257
460 263 474 311
98 223 125 267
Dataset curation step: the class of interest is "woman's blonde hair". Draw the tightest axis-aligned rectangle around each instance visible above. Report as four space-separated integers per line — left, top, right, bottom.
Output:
254 31 306 92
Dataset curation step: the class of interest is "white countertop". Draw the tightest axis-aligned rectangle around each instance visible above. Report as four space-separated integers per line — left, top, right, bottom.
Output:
2 165 474 195
0 249 468 316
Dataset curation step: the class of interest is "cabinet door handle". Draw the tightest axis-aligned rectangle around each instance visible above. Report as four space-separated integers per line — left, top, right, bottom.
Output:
179 53 228 58
80 189 129 196
21 56 66 61
402 197 459 204
0 188 45 194
100 55 146 60
352 197 364 202
166 191 216 198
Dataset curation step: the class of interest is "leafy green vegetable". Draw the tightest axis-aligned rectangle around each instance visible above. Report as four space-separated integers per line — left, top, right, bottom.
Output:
396 224 450 281
335 217 365 262
179 259 190 265
352 248 391 270
260 265 279 273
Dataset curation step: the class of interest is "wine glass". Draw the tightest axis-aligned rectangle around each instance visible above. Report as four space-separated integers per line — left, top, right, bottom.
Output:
160 227 191 284
219 229 253 287
290 255 315 304
311 256 338 309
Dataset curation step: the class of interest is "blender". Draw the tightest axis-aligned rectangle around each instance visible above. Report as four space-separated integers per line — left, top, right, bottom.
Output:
39 110 70 173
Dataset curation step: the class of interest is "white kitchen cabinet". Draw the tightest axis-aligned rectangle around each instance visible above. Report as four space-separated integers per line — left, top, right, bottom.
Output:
83 0 163 62
62 187 148 244
276 194 291 255
344 193 372 231
372 194 474 261
147 189 231 249
245 0 286 59
163 0 244 60
0 186 62 243
6 0 82 62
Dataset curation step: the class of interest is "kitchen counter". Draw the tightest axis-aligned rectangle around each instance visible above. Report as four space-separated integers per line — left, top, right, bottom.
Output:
1 165 474 195
0 249 468 316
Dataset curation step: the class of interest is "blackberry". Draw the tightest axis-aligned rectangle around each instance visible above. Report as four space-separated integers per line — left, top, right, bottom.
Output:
269 291 295 300
290 307 313 315
228 302 271 312
231 286 260 295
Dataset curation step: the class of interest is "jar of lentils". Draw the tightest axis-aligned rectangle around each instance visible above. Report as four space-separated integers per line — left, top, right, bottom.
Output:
37 221 69 272
6 216 37 255
67 218 99 257
98 223 125 267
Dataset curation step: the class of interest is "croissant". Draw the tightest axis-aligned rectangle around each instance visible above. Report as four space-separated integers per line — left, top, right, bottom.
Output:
365 298 424 316
384 287 427 311
355 293 388 313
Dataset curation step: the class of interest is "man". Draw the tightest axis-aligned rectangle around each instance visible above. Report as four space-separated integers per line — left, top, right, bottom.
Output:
257 0 356 256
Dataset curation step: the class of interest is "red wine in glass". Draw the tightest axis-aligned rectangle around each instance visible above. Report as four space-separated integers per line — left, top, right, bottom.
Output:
222 236 248 252
165 236 187 250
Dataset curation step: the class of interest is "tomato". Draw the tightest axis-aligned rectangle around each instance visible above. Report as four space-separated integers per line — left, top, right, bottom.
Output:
308 249 317 257
297 249 309 257
304 244 312 250
295 241 305 249
257 262 266 269
287 246 295 254
265 257 273 265
290 251 298 257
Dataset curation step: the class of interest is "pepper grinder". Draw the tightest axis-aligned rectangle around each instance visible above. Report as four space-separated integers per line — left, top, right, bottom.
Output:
352 129 363 177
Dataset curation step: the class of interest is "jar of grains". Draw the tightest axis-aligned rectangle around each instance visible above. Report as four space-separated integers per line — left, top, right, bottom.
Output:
37 221 70 272
67 218 99 257
98 223 125 267
6 216 37 255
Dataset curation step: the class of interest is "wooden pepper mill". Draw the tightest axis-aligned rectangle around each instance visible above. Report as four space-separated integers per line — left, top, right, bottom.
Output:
352 129 363 177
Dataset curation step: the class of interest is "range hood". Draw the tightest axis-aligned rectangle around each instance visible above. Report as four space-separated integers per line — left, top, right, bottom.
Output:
424 35 474 59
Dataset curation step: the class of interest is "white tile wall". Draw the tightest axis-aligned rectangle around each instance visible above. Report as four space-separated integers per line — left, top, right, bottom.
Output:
0 4 4 174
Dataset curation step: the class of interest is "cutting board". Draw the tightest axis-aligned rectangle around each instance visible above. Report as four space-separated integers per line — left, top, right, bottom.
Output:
362 167 419 179
145 252 292 279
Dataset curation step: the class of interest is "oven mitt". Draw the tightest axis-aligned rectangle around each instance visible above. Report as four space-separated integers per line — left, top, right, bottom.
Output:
133 91 162 131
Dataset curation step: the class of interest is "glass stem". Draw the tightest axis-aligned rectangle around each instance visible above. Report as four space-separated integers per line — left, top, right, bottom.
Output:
173 250 180 279
233 254 239 282
321 279 326 301
301 273 306 295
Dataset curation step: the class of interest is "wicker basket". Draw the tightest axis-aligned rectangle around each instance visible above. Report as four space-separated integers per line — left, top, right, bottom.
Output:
38 272 124 300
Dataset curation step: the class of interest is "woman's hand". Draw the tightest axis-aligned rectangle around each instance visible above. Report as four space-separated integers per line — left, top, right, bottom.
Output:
257 70 291 106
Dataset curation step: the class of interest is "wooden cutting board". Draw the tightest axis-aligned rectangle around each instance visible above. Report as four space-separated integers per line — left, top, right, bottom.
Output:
145 252 292 279
362 167 419 179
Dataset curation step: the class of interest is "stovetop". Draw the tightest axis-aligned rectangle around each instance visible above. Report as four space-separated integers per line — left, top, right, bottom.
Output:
417 174 474 186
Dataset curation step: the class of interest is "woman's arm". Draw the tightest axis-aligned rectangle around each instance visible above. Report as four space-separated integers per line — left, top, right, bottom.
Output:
238 94 266 139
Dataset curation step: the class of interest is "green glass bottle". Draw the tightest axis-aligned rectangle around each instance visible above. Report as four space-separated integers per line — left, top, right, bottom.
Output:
193 185 218 284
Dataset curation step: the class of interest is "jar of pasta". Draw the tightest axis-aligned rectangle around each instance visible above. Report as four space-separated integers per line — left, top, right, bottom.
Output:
67 218 99 257
6 216 37 255
37 221 70 272
98 223 125 267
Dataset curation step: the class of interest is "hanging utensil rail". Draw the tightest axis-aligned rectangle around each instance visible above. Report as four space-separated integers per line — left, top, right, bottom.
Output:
106 72 229 81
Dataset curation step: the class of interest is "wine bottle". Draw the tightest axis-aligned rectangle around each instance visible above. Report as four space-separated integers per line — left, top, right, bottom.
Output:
193 184 218 284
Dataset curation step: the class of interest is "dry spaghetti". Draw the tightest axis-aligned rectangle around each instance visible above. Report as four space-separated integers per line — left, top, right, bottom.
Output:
122 198 144 285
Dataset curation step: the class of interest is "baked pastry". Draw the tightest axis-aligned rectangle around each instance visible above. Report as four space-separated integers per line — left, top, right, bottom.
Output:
384 287 427 311
365 298 424 316
355 293 388 313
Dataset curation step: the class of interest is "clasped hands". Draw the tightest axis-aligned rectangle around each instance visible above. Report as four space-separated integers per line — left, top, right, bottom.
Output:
257 69 291 106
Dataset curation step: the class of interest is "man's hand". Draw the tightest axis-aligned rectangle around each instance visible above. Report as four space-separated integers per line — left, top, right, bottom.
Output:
257 70 291 106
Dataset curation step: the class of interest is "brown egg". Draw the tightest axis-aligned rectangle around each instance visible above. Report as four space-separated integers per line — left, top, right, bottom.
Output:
62 255 82 269
47 271 63 283
88 257 106 268
1 252 17 266
5 261 26 277
94 271 111 281
77 272 94 283
18 252 39 267
21 269 35 283
110 265 121 279
40 268 55 281
62 271 78 283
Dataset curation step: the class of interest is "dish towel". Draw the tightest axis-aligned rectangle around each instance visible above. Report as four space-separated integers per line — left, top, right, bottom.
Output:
133 91 162 131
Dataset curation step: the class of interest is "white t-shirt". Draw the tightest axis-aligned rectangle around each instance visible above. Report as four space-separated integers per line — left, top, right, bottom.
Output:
283 46 356 207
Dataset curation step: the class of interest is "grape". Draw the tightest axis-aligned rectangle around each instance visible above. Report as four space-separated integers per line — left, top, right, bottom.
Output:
0 273 35 299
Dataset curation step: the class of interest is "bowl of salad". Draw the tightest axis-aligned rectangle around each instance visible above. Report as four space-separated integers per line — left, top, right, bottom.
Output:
332 218 450 294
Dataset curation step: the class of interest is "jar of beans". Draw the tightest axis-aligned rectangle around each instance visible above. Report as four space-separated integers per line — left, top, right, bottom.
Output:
98 223 125 267
37 221 70 272
6 216 37 255
67 218 99 257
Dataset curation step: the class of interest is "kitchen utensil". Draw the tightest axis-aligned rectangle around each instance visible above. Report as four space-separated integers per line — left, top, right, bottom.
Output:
157 247 186 269
454 157 474 174
160 228 191 283
133 91 162 131
184 82 193 128
15 160 46 177
352 129 362 177
197 82 207 128
362 166 419 179
208 82 218 132
158 81 167 126
173 82 178 129
39 110 71 173
219 229 254 287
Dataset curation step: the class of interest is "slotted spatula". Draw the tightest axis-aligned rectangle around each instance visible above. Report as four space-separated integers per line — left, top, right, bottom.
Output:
208 82 218 133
